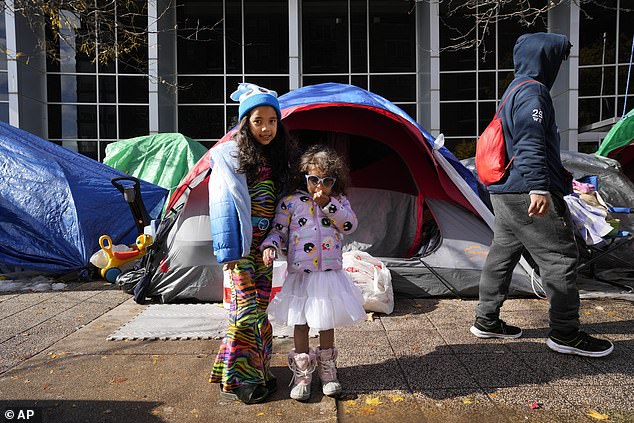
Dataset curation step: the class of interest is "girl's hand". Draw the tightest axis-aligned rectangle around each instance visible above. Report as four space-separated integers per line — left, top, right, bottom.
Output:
223 261 237 271
313 189 330 208
262 247 277 267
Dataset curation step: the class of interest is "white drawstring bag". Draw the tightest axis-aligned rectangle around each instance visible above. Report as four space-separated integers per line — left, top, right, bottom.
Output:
342 250 394 314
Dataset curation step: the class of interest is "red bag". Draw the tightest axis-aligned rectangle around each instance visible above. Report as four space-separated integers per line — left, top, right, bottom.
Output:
476 79 536 186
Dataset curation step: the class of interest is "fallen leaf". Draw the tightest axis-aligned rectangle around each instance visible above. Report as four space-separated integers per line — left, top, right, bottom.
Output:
586 409 609 420
94 325 105 329
488 393 497 397
150 410 161 416
366 397 383 406
110 378 128 384
190 409 200 418
388 394 404 403
584 311 592 315
256 412 265 416
463 398 474 405
366 312 374 321
152 356 159 365
48 352 68 360
343 400 357 407
42 383 50 390
360 405 377 415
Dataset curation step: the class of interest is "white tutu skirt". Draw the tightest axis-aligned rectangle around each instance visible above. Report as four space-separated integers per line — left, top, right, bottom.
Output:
267 270 366 331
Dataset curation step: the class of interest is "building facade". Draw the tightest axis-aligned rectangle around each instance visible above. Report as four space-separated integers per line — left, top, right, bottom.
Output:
1 0 632 161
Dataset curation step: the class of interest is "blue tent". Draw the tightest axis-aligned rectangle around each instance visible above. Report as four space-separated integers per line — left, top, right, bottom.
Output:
0 122 168 276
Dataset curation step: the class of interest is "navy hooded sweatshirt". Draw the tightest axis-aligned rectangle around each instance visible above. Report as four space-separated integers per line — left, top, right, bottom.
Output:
488 32 571 196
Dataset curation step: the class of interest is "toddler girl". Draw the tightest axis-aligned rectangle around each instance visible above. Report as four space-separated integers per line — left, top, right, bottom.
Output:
262 144 366 401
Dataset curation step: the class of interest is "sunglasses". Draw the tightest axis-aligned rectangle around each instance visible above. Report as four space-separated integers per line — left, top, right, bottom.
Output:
305 174 337 189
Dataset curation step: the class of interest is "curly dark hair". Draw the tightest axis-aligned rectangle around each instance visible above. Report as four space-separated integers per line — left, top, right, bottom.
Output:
290 144 351 196
232 112 297 190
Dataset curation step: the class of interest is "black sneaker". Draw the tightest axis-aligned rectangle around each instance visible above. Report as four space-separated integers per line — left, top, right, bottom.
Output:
546 331 614 358
470 320 522 339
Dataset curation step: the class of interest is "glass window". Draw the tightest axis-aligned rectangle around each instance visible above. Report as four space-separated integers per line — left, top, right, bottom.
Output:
303 75 349 86
76 105 98 138
439 2 475 71
350 0 367 73
178 77 225 104
100 141 116 161
119 105 149 138
580 0 617 66
226 105 239 131
441 73 476 101
177 0 224 74
99 106 117 139
497 72 515 97
99 76 117 103
0 103 8 123
48 105 97 139
370 75 415 102
579 67 616 96
50 10 96 73
228 76 289 100
618 10 634 64
440 102 476 136
225 0 243 74
478 101 496 133
47 75 97 103
244 0 289 73
302 0 349 74
116 0 149 74
77 141 98 161
478 72 497 100
369 0 415 73
398 103 416 121
118 76 149 103
179 106 225 139
351 75 368 89
579 98 601 128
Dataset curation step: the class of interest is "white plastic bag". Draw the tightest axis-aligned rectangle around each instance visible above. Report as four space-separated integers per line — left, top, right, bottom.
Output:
89 244 134 269
342 250 394 314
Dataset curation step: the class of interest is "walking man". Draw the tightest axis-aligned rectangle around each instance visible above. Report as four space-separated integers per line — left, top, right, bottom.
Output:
470 32 613 358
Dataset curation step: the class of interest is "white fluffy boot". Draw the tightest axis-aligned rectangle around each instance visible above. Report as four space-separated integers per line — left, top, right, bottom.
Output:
316 346 342 396
287 348 316 401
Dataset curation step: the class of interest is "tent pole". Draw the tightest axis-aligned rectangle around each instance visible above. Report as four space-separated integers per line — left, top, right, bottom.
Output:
419 259 463 300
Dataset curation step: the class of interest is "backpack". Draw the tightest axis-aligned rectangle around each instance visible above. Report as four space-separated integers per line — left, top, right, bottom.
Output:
475 79 537 186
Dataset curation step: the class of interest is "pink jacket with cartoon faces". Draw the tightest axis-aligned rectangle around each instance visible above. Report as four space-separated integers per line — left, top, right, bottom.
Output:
262 191 357 274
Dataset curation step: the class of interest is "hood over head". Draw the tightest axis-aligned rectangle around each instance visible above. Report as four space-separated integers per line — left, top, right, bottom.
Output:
513 32 571 89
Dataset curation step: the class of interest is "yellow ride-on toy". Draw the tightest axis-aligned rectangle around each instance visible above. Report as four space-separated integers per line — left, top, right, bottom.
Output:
98 234 153 283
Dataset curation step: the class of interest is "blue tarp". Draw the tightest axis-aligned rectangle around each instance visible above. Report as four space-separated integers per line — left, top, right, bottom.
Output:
0 122 168 276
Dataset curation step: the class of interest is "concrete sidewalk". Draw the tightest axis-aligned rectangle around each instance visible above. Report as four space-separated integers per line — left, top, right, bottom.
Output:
1 282 633 423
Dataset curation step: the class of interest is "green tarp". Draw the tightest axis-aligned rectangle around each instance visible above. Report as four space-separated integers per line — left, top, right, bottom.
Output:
597 108 634 156
596 108 634 181
104 133 208 213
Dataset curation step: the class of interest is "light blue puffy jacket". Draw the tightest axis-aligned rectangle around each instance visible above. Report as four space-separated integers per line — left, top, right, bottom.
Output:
208 141 252 263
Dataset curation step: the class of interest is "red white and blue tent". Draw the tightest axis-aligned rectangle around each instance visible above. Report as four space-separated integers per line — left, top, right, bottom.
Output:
141 83 534 303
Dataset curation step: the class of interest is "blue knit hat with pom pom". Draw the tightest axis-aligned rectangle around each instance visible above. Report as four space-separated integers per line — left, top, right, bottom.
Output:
230 83 281 122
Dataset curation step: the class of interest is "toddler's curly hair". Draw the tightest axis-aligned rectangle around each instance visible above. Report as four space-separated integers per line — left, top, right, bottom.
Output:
292 144 350 195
